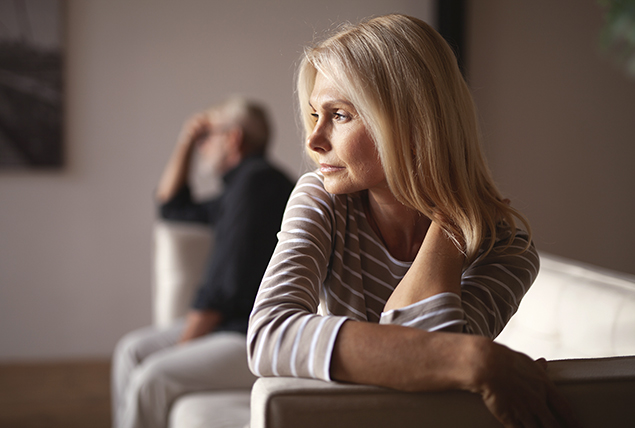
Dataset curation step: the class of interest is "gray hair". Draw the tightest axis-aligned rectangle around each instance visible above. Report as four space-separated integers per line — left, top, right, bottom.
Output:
210 96 271 155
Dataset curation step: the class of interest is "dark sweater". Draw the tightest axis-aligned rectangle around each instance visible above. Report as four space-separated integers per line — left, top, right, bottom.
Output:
159 155 294 333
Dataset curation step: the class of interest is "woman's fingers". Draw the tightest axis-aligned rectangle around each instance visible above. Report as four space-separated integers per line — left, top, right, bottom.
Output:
492 391 568 428
479 346 582 428
546 380 584 428
535 357 548 369
533 359 580 426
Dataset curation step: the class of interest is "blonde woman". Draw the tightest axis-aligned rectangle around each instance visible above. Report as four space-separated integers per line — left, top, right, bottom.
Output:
248 14 578 427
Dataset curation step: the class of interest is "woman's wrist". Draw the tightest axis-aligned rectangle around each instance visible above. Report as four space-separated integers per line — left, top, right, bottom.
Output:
420 333 496 395
460 335 499 394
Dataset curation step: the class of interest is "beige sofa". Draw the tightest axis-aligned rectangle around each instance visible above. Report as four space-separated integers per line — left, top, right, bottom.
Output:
152 220 254 428
153 220 635 428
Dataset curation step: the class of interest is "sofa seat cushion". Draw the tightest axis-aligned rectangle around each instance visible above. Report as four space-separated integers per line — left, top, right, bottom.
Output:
169 390 250 428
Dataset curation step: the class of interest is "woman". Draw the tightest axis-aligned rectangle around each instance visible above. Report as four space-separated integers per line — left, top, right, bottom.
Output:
248 14 578 427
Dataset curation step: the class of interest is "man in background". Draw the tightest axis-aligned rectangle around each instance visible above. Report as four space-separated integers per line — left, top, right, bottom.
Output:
111 97 294 428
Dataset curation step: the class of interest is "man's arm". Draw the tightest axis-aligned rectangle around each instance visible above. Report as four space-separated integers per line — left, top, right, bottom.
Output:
156 114 210 203
159 114 217 343
179 309 223 343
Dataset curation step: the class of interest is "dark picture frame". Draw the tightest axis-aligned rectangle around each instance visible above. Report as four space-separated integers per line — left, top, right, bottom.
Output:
436 0 467 77
0 0 64 169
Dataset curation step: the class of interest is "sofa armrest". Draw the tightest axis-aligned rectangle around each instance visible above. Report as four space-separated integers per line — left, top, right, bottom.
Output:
250 356 635 428
153 220 213 327
251 377 497 428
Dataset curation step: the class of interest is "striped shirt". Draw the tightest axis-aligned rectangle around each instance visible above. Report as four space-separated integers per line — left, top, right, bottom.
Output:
248 172 539 381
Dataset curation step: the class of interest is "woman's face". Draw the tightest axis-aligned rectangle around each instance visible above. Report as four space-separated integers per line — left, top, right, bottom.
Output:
307 72 386 195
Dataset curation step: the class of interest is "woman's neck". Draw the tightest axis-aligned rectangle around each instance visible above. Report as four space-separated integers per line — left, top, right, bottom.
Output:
364 188 431 261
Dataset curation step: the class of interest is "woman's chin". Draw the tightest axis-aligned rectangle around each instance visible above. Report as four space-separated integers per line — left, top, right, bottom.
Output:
323 178 360 195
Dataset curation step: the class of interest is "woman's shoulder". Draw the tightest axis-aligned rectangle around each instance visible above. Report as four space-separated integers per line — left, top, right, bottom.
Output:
493 222 533 254
493 221 530 244
284 171 334 221
285 171 361 237
296 170 327 189
470 222 539 272
291 171 350 207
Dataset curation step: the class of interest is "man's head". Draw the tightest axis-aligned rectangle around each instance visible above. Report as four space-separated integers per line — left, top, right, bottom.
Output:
198 97 271 174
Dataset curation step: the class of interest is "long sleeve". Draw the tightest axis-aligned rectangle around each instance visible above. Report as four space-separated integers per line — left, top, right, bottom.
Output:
158 183 220 225
248 173 348 380
377 230 539 338
460 228 539 338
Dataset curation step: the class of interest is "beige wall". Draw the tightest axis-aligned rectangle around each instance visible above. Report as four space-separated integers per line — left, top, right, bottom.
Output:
0 1 434 360
468 0 635 276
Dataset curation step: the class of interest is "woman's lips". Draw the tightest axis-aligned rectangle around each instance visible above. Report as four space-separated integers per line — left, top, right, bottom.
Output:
320 163 344 174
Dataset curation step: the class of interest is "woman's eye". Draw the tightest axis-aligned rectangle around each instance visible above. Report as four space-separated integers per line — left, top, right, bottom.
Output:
333 112 348 121
310 113 319 122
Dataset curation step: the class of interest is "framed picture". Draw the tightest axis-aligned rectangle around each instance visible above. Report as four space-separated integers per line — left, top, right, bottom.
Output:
436 0 466 76
0 0 64 169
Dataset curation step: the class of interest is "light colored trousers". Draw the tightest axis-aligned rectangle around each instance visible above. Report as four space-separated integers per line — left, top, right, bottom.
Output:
111 321 257 428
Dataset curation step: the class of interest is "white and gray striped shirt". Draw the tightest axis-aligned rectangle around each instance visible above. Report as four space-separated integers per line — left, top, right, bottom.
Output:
248 172 539 381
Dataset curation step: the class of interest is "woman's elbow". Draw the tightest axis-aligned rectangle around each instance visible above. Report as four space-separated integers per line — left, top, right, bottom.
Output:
246 329 263 377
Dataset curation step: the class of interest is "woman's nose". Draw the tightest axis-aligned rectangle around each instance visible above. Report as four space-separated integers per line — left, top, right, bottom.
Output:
306 123 331 154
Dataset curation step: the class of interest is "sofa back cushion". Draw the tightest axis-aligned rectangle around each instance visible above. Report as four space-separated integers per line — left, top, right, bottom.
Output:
153 220 213 327
496 252 635 360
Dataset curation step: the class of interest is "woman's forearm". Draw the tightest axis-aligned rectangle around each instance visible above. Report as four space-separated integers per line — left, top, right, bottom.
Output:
330 320 580 428
384 222 463 312
330 320 481 392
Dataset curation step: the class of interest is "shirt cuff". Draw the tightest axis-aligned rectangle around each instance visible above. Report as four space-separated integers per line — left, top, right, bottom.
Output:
379 292 466 332
322 316 349 381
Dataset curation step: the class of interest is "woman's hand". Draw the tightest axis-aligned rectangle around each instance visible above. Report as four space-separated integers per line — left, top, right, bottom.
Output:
332 323 580 427
472 341 582 428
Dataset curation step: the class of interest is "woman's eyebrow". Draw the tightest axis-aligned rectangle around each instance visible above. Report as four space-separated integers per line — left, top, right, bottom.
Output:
309 99 355 110
329 99 354 108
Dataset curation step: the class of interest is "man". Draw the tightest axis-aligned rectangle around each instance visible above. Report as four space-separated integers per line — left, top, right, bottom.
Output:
112 97 294 428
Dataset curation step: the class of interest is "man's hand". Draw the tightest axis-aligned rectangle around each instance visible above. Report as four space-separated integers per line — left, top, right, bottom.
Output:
177 113 211 150
156 113 212 202
178 310 223 344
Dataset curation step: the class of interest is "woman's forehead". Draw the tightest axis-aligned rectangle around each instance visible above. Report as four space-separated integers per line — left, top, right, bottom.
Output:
309 72 355 107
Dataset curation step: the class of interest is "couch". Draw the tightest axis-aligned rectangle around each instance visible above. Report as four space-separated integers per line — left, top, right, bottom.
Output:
153 220 635 427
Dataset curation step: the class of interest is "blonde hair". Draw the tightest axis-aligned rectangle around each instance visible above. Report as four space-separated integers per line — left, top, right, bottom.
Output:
297 14 531 263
